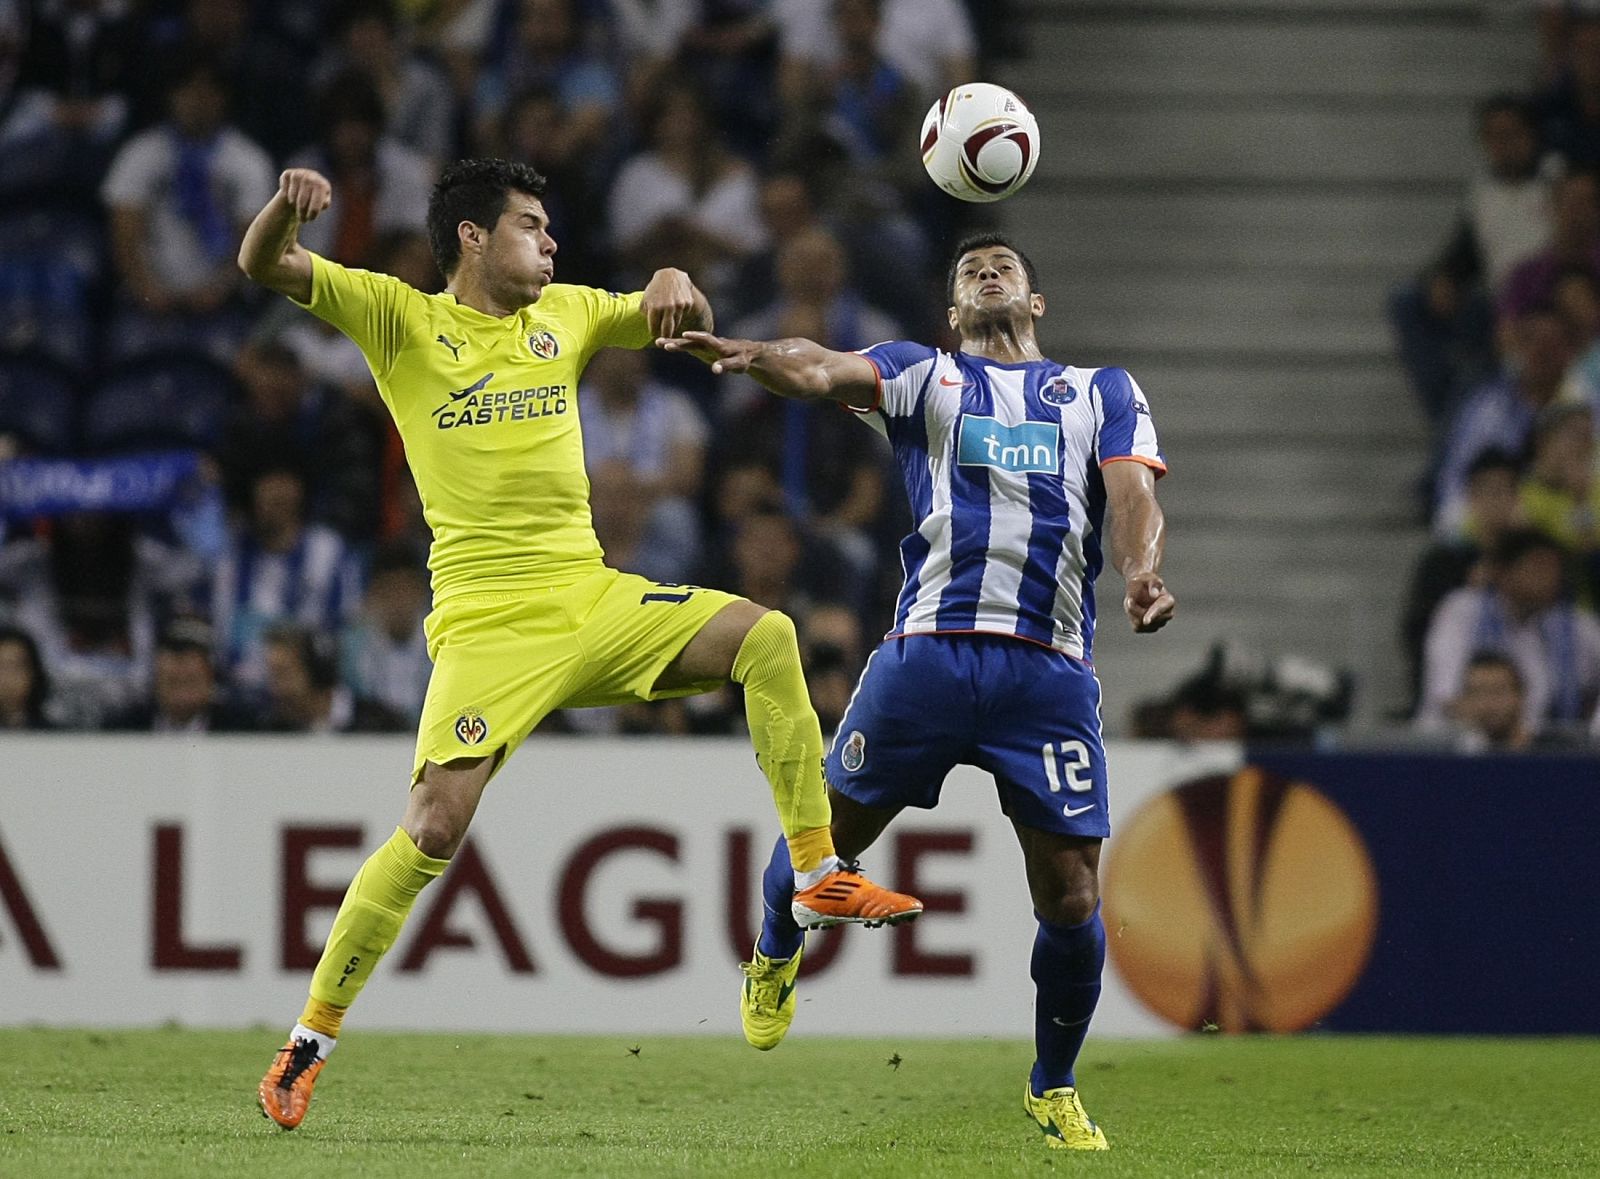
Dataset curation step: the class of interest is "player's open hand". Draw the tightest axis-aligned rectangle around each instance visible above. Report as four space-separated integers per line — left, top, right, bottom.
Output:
642 268 700 340
1124 572 1176 633
279 168 331 223
656 331 762 375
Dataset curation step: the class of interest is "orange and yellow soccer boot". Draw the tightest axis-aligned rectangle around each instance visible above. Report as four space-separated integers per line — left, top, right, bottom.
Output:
791 861 923 929
258 1036 329 1129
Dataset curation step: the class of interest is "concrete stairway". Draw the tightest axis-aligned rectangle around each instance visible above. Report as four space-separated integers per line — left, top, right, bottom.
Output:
998 0 1535 732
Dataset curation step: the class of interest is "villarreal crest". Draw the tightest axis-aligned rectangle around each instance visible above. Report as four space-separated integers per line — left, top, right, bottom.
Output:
527 328 560 360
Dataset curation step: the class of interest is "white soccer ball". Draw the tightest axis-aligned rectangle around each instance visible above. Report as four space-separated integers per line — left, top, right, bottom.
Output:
920 82 1040 203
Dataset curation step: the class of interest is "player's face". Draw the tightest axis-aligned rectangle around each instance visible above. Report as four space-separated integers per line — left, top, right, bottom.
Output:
949 247 1044 335
482 194 558 305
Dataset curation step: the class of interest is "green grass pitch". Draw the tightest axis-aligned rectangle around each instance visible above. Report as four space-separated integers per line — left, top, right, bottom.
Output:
0 1030 1594 1177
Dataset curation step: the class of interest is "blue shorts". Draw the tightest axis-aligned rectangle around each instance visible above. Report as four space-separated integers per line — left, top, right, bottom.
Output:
825 634 1110 838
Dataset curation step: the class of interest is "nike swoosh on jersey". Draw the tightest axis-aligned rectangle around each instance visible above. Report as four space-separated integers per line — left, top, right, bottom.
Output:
1062 803 1096 818
939 375 971 387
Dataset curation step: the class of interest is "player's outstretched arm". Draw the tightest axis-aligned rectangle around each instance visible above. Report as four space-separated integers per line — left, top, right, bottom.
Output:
237 169 332 304
1104 460 1176 633
656 330 878 408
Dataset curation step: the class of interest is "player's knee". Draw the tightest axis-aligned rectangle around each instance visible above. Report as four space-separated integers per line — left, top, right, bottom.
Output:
734 609 800 684
403 807 468 860
1037 879 1100 927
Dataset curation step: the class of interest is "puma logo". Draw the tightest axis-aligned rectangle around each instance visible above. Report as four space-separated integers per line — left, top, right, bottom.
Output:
437 334 464 360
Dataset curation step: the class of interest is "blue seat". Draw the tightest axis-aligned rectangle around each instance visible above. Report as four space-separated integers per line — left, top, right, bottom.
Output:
0 351 79 454
84 351 239 453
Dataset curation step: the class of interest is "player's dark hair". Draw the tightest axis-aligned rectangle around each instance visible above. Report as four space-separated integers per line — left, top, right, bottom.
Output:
0 623 49 726
1465 650 1524 689
946 232 1040 304
427 158 548 279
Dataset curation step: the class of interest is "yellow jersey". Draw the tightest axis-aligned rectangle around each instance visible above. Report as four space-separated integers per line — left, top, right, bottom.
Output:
294 253 652 602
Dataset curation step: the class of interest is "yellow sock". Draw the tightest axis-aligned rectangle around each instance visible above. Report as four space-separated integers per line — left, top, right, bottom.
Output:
732 610 834 868
787 825 836 875
299 997 348 1038
304 827 449 1019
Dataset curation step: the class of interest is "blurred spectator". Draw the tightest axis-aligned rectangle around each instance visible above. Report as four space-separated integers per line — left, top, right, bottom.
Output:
725 169 822 323
261 621 406 733
287 71 434 268
1434 304 1576 532
0 512 204 727
1519 403 1600 592
1460 96 1559 291
728 224 903 407
140 0 312 161
3 0 135 195
579 347 707 583
212 468 363 687
719 227 900 588
812 0 920 167
493 85 608 281
313 0 456 168
1554 262 1600 399
607 80 767 295
1418 528 1600 732
776 0 976 107
218 341 383 539
1402 449 1525 708
1498 172 1600 327
0 623 51 730
340 542 431 724
1449 651 1538 752
100 59 274 360
799 602 864 734
107 617 255 733
1536 14 1600 168
718 506 852 617
679 0 780 155
474 0 620 168
1391 96 1554 431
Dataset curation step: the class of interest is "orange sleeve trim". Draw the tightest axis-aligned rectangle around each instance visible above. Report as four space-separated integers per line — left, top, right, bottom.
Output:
1101 454 1168 478
842 353 884 415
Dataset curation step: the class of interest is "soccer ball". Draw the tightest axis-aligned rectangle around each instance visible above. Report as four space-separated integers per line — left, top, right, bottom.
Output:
920 82 1040 203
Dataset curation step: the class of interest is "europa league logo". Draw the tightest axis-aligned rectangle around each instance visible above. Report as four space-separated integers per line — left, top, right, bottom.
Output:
1103 768 1378 1033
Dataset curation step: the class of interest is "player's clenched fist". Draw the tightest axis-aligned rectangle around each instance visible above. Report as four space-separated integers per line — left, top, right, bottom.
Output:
1124 571 1176 633
279 168 332 223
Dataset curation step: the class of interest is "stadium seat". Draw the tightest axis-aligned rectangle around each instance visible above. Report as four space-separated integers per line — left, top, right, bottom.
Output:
83 351 239 453
0 351 80 455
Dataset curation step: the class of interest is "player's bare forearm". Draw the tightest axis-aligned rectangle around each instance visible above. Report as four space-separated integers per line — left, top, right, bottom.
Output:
238 169 330 302
656 331 878 407
1104 460 1176 633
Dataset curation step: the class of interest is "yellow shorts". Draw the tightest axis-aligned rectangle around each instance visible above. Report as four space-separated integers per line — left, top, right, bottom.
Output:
412 568 742 781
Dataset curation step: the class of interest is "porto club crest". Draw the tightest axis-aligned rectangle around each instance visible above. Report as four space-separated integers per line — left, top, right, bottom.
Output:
1041 375 1076 406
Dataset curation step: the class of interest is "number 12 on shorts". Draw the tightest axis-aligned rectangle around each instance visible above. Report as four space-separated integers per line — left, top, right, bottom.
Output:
1041 740 1094 793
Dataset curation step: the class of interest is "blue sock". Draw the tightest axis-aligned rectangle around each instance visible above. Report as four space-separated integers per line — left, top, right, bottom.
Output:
756 835 805 960
1029 901 1105 1096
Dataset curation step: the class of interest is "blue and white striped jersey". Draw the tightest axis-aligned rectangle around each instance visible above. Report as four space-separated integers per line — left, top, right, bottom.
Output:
855 341 1166 662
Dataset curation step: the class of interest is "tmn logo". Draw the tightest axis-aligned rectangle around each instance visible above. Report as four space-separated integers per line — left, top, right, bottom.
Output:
956 415 1060 474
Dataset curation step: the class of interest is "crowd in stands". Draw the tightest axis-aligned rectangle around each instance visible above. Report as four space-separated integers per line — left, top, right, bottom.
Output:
0 0 1012 737
1394 2 1600 751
